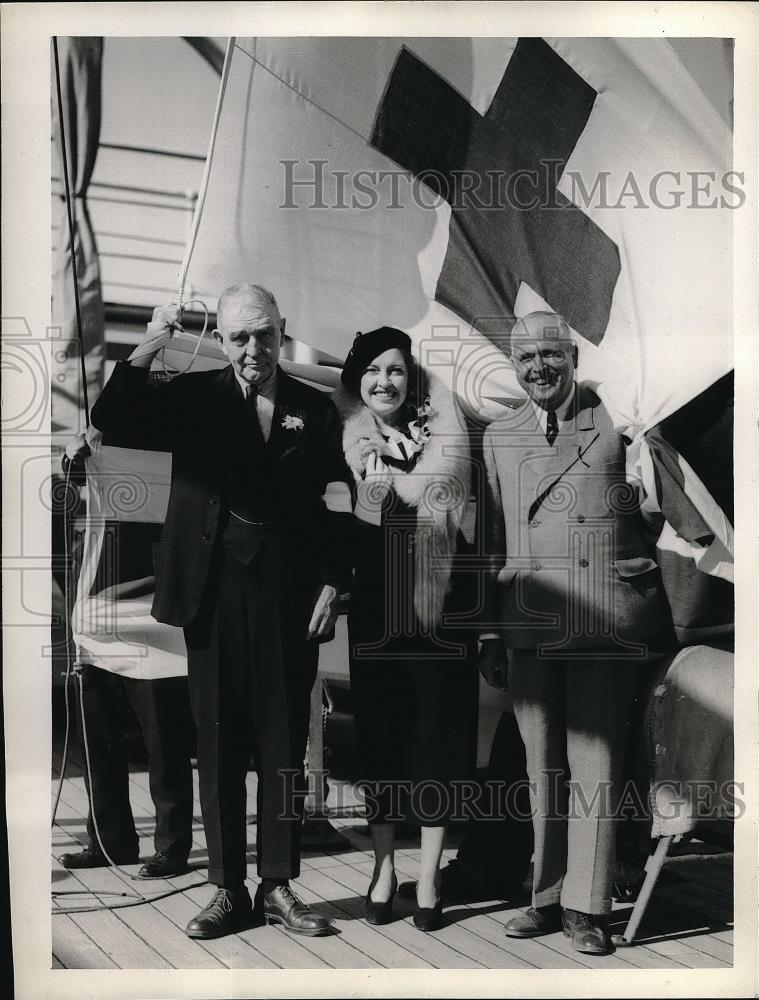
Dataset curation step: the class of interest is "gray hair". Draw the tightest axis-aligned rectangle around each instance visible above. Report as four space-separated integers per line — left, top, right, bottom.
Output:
217 283 281 325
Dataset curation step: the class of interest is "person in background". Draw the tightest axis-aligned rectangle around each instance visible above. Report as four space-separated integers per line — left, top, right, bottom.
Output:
57 438 196 879
334 327 478 933
479 311 673 955
91 284 352 941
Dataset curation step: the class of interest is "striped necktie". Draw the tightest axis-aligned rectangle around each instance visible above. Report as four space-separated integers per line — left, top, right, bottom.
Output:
545 409 559 445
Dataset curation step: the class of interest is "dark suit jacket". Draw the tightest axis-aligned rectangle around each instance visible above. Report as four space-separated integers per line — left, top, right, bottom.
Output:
91 362 350 627
482 382 674 655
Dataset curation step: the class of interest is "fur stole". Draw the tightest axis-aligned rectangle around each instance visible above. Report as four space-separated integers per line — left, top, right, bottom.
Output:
333 372 471 630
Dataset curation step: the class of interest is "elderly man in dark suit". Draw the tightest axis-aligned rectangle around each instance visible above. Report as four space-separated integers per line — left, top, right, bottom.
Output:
479 311 673 955
91 284 351 940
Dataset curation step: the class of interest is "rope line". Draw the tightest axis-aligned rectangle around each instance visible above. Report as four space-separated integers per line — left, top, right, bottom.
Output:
177 36 237 308
52 36 91 427
51 461 76 828
157 300 210 377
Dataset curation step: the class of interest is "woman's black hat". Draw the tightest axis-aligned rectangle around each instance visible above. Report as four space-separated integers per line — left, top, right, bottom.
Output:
340 327 412 391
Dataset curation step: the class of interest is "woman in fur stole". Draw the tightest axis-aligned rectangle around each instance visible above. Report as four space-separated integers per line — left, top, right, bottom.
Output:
334 327 478 932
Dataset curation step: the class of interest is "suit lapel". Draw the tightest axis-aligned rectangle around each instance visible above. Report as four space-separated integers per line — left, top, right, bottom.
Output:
267 368 300 459
525 384 600 520
267 368 292 457
563 385 598 462
509 401 549 458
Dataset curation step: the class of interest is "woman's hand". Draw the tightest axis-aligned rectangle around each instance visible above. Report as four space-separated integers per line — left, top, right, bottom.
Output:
364 451 393 497
355 451 393 524
307 584 339 640
478 638 509 690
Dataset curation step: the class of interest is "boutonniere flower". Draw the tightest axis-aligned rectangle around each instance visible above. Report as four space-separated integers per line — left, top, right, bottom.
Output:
281 413 304 431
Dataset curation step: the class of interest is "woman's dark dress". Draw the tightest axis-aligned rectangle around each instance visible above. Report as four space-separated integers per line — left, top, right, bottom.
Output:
348 487 478 826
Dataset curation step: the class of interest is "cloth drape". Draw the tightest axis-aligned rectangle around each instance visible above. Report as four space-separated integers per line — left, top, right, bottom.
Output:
52 36 105 445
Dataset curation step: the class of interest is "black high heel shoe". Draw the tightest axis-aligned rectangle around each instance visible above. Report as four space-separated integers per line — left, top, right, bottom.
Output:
364 872 397 925
413 883 444 932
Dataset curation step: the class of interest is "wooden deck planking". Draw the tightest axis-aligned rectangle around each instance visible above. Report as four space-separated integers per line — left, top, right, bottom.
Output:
51 767 734 971
147 879 280 970
320 858 489 969
639 934 731 969
54 862 189 968
663 879 734 920
387 853 591 970
328 873 529 971
294 866 433 968
295 861 440 968
101 887 232 970
67 906 173 969
52 912 118 970
282 877 384 969
345 854 547 970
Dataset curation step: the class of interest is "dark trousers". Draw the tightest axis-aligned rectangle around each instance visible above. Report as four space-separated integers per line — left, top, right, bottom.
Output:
77 664 195 860
184 537 317 887
455 709 534 885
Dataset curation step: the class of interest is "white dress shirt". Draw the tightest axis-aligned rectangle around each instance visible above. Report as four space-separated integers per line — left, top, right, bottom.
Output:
529 382 576 438
233 371 276 443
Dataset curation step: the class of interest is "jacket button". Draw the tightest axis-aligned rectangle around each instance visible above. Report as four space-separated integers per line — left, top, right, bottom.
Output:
579 558 589 567
532 561 541 571
201 531 211 542
577 514 585 523
208 496 218 505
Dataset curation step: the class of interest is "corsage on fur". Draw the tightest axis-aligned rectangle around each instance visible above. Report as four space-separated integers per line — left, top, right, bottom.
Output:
333 372 471 630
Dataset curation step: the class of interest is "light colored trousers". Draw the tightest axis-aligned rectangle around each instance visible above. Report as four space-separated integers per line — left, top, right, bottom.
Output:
510 651 641 915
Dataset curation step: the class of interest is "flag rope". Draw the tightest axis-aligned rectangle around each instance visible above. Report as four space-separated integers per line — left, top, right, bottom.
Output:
177 36 236 309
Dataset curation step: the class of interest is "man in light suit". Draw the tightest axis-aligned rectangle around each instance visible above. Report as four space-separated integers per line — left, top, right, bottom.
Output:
479 311 673 954
91 284 351 940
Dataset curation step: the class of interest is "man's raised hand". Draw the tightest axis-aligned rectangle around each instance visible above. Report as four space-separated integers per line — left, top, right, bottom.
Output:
128 302 184 367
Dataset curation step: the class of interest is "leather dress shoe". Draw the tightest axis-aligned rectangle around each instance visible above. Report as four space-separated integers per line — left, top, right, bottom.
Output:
185 887 253 939
399 859 526 904
255 884 333 937
58 846 138 870
503 903 563 938
365 871 397 925
138 851 190 878
561 908 611 955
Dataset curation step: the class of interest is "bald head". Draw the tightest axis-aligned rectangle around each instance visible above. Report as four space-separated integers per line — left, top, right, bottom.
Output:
509 311 577 412
217 283 282 330
508 311 573 355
